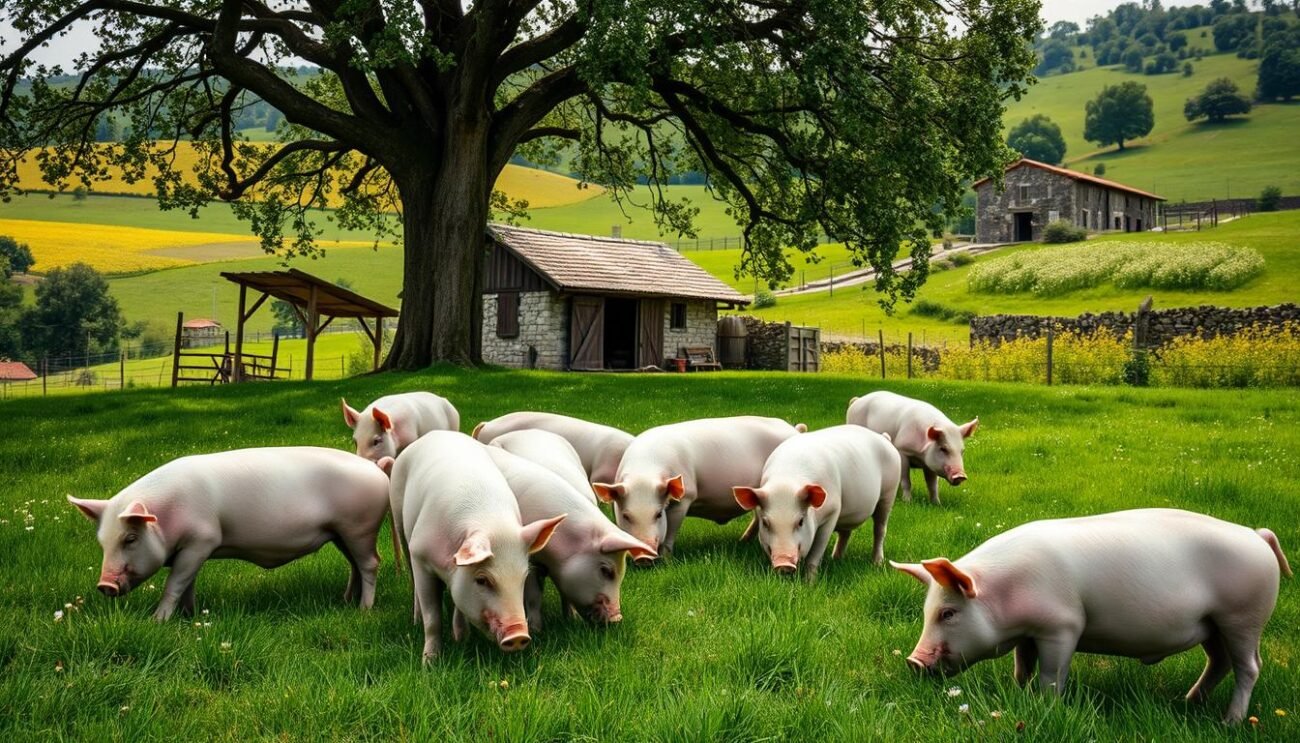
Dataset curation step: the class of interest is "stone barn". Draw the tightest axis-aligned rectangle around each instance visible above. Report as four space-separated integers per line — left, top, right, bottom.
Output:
973 158 1164 243
481 225 750 370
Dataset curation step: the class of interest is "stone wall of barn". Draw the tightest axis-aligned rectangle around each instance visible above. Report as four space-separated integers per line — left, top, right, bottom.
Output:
481 291 569 370
975 167 1075 243
663 300 718 359
970 303 1300 349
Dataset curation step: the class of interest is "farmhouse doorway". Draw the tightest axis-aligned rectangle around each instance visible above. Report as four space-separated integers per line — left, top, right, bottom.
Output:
1014 212 1033 242
569 296 666 370
604 298 639 369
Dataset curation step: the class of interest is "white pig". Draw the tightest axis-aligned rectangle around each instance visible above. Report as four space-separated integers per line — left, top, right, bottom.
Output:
472 411 633 484
733 425 899 581
592 416 802 564
67 447 391 620
342 391 460 462
846 390 977 505
892 509 1292 724
484 446 656 628
387 431 565 660
488 430 595 503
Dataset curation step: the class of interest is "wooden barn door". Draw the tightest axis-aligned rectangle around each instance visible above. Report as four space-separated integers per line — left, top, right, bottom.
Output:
569 296 605 370
637 299 664 368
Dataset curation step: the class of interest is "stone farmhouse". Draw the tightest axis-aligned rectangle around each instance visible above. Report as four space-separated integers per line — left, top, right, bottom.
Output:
973 158 1164 243
481 225 750 370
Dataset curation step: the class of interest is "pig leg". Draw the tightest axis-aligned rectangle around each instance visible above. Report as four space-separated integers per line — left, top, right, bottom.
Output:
1185 632 1231 705
452 608 467 643
524 569 545 634
335 532 380 609
831 529 852 560
1034 632 1078 695
1221 628 1263 723
1013 639 1039 687
897 450 913 502
411 568 443 662
153 545 213 621
739 516 759 542
803 523 836 583
923 468 941 506
661 499 691 558
868 495 894 565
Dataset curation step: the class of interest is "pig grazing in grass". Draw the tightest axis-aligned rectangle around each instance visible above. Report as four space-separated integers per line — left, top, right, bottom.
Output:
892 509 1292 724
388 431 565 660
68 447 391 621
472 411 633 484
846 390 977 505
488 429 595 503
733 425 899 581
592 416 802 564
485 447 656 629
342 391 459 462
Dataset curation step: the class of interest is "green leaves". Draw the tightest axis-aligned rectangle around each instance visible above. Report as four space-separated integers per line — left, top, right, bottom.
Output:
1083 82 1155 151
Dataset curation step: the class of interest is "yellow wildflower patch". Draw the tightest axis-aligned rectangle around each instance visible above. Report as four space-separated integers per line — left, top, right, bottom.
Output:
0 218 262 274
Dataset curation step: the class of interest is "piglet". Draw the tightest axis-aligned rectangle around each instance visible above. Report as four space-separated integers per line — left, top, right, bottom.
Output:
472 411 633 484
485 446 655 628
68 447 391 620
846 390 977 505
488 429 595 503
342 391 459 462
892 508 1291 723
387 431 565 660
733 425 899 581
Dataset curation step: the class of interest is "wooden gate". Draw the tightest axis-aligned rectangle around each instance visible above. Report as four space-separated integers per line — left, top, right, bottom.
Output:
787 325 820 372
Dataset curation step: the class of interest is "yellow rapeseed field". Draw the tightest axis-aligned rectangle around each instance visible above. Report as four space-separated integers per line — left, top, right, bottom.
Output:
17 142 601 208
0 218 259 274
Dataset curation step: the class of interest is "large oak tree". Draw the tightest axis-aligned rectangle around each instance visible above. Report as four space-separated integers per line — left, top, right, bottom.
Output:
1 1 1039 369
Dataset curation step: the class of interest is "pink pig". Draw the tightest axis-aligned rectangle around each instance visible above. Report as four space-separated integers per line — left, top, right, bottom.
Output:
472 411 633 484
342 391 459 462
847 391 977 505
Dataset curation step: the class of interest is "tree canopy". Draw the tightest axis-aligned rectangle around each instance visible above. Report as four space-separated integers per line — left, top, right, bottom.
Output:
1258 27 1300 101
1084 82 1155 151
0 1 1040 369
1183 77 1252 122
18 263 124 362
0 236 35 274
1006 114 1066 165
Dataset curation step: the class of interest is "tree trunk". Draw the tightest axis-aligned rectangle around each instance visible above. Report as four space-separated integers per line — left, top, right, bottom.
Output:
384 130 490 370
1116 139 1125 151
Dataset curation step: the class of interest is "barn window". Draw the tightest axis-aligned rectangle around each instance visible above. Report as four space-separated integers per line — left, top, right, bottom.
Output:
496 292 519 338
1017 185 1029 203
670 303 687 330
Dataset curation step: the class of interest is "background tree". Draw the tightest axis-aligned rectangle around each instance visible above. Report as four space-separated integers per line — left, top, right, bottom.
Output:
1167 32 1188 51
1144 51 1178 74
0 236 35 274
19 263 124 362
1084 82 1155 151
1183 78 1252 122
0 1 1041 370
1213 13 1256 52
1258 28 1300 100
1124 46 1147 72
0 257 23 358
1035 39 1076 75
1258 185 1282 211
1007 115 1067 164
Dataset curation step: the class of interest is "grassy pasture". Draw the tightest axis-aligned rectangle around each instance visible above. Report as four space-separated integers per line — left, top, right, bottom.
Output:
0 371 1297 740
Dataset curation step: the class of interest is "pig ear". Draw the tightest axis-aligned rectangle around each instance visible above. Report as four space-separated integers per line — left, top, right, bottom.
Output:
591 482 625 503
922 558 978 599
117 500 158 525
803 484 828 509
455 533 493 566
926 426 943 442
371 407 393 431
521 514 567 554
732 486 761 511
68 495 108 523
341 398 361 428
376 456 395 476
960 418 979 439
664 474 685 501
599 530 657 559
890 560 933 586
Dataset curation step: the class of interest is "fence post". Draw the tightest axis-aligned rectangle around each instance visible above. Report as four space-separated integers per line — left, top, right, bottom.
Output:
1046 325 1054 386
120 350 125 390
878 329 886 380
171 312 183 388
42 357 48 396
907 332 914 379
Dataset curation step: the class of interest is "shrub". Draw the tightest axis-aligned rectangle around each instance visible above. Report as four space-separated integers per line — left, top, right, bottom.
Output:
1184 77 1251 122
948 252 975 267
1093 163 1106 176
1153 322 1300 388
752 289 777 309
72 185 88 202
1123 349 1152 387
74 369 98 387
909 299 975 324
1042 220 1087 244
1258 185 1282 212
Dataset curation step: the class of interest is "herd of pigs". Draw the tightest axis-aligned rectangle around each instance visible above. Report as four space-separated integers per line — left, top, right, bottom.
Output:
64 390 1291 723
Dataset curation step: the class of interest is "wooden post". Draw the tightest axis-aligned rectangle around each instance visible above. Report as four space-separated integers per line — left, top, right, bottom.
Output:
119 350 125 390
1046 325 1054 386
907 332 914 379
171 312 183 388
828 265 834 298
878 329 886 379
42 357 48 396
372 316 383 370
233 284 247 382
305 284 318 381
271 333 280 379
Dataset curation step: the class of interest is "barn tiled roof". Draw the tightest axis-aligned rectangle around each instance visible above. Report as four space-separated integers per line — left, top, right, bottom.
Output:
183 318 222 329
972 158 1165 201
0 361 37 381
487 225 750 305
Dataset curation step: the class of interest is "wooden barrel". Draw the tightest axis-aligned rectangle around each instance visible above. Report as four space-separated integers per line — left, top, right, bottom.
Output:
716 316 748 368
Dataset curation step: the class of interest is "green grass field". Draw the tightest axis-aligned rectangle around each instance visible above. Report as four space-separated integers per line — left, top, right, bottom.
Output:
1 371 1297 739
745 211 1300 343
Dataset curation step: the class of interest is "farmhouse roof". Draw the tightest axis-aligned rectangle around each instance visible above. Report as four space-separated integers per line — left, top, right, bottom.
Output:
182 318 222 329
487 224 750 305
218 268 399 318
972 158 1165 201
0 361 37 382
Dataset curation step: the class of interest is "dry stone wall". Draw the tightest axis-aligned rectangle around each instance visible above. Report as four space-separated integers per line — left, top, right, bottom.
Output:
970 303 1300 348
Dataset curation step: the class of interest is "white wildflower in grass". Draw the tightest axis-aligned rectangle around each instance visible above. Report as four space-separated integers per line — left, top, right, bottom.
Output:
947 687 963 698
53 610 64 622
958 703 970 714
990 710 1003 719
220 641 232 652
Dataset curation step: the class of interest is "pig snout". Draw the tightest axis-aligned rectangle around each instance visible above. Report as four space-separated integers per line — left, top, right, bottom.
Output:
632 539 659 566
589 595 623 624
97 571 127 597
771 553 799 575
943 466 967 486
97 580 121 597
906 655 930 674
496 622 532 653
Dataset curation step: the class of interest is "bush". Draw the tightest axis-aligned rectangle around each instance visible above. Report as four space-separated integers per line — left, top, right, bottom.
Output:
1042 220 1087 244
74 369 98 387
909 299 975 324
949 252 975 267
1153 322 1300 388
1183 62 1194 76
1093 163 1106 176
1257 186 1282 212
1184 77 1251 122
968 241 1265 297
72 185 88 202
752 290 776 309
1123 349 1152 387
